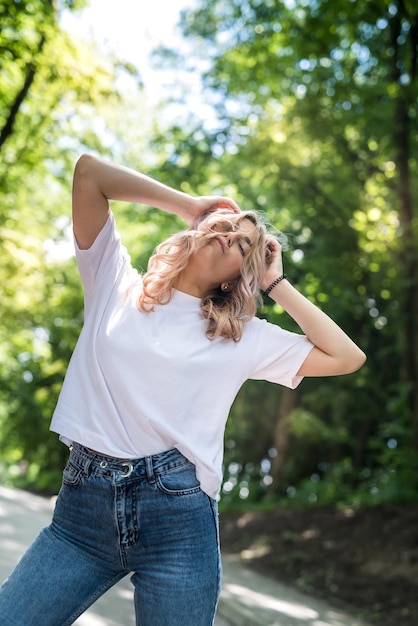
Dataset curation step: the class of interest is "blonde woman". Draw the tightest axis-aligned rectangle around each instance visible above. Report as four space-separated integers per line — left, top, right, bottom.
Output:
0 155 365 625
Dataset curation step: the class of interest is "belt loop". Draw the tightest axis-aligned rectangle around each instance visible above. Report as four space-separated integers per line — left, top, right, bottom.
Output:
82 454 94 477
145 456 155 484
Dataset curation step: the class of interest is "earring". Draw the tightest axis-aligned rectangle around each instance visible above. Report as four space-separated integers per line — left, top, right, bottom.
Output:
221 283 230 292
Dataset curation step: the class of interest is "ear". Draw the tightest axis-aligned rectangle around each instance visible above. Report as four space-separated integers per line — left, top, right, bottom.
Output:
220 280 238 293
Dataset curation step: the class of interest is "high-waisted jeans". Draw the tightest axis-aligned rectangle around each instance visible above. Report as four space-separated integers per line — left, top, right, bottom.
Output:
0 444 221 625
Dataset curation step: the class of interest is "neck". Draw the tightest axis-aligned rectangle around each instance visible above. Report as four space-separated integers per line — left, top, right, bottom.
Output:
174 268 216 299
174 276 206 298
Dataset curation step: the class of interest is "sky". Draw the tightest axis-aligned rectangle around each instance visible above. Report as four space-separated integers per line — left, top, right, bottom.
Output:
47 1 199 260
60 0 198 102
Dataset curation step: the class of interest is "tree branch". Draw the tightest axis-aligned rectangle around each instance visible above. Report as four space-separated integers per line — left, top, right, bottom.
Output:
0 33 46 150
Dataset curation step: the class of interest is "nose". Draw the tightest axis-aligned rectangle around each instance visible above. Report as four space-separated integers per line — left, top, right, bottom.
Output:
226 231 237 247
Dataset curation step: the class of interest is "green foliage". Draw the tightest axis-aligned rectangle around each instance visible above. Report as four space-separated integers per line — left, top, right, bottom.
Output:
1 0 417 511
172 0 418 508
0 0 158 492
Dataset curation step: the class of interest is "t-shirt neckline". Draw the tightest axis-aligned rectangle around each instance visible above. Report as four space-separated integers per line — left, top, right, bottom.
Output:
171 288 201 309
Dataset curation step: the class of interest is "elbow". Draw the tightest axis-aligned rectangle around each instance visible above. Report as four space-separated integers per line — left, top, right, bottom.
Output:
343 347 367 375
73 154 104 198
73 154 92 187
74 153 97 177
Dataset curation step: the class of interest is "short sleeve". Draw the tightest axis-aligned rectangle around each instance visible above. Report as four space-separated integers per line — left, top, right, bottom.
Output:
248 318 314 389
74 211 136 318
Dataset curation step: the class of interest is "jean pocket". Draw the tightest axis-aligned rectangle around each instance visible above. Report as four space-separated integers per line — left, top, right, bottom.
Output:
156 462 202 496
62 460 83 486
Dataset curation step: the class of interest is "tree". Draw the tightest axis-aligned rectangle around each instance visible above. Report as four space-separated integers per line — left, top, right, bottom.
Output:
0 0 150 490
160 0 418 503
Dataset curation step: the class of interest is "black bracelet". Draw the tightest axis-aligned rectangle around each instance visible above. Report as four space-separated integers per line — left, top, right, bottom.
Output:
264 274 288 297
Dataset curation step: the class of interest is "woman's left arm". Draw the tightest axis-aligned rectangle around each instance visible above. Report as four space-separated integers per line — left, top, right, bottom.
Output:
262 238 366 377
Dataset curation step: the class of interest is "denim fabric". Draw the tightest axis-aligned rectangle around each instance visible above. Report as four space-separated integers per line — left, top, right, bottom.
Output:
0 444 221 625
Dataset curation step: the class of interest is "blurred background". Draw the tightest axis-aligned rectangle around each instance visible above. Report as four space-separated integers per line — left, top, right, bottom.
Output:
0 1 417 624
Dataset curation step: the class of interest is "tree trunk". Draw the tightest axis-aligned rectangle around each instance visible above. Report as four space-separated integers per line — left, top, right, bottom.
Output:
270 388 297 494
391 4 418 447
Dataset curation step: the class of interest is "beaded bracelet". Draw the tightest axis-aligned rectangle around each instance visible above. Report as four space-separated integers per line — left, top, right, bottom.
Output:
264 274 288 298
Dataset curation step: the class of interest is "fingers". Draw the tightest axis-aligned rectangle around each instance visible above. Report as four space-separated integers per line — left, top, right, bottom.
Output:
265 236 281 261
192 196 241 223
263 236 284 282
213 197 241 213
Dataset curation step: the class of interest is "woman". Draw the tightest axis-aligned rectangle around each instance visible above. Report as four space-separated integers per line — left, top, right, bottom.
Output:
0 155 366 625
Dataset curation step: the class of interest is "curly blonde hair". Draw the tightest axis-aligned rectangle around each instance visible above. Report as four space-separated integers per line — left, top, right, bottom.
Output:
136 210 281 341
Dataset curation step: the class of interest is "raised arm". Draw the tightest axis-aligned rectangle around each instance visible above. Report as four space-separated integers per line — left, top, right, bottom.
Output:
262 238 366 377
72 154 240 249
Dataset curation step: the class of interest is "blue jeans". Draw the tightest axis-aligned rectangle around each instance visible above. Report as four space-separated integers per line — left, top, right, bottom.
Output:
0 444 221 625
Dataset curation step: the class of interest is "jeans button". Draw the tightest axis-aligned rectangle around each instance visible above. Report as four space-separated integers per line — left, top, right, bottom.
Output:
118 462 134 477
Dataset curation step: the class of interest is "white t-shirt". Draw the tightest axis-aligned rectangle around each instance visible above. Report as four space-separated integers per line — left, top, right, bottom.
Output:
50 213 314 498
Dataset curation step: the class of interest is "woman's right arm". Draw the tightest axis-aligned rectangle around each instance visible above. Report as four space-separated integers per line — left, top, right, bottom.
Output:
261 236 366 377
72 154 240 250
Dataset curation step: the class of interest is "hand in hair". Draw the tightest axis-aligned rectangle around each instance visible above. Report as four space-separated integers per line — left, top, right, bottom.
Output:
261 235 284 291
190 196 241 225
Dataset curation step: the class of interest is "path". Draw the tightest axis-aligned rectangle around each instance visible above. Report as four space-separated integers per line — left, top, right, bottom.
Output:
0 486 368 625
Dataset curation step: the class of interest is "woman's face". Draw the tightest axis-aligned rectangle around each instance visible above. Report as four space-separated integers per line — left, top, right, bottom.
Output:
178 216 260 297
209 216 258 278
